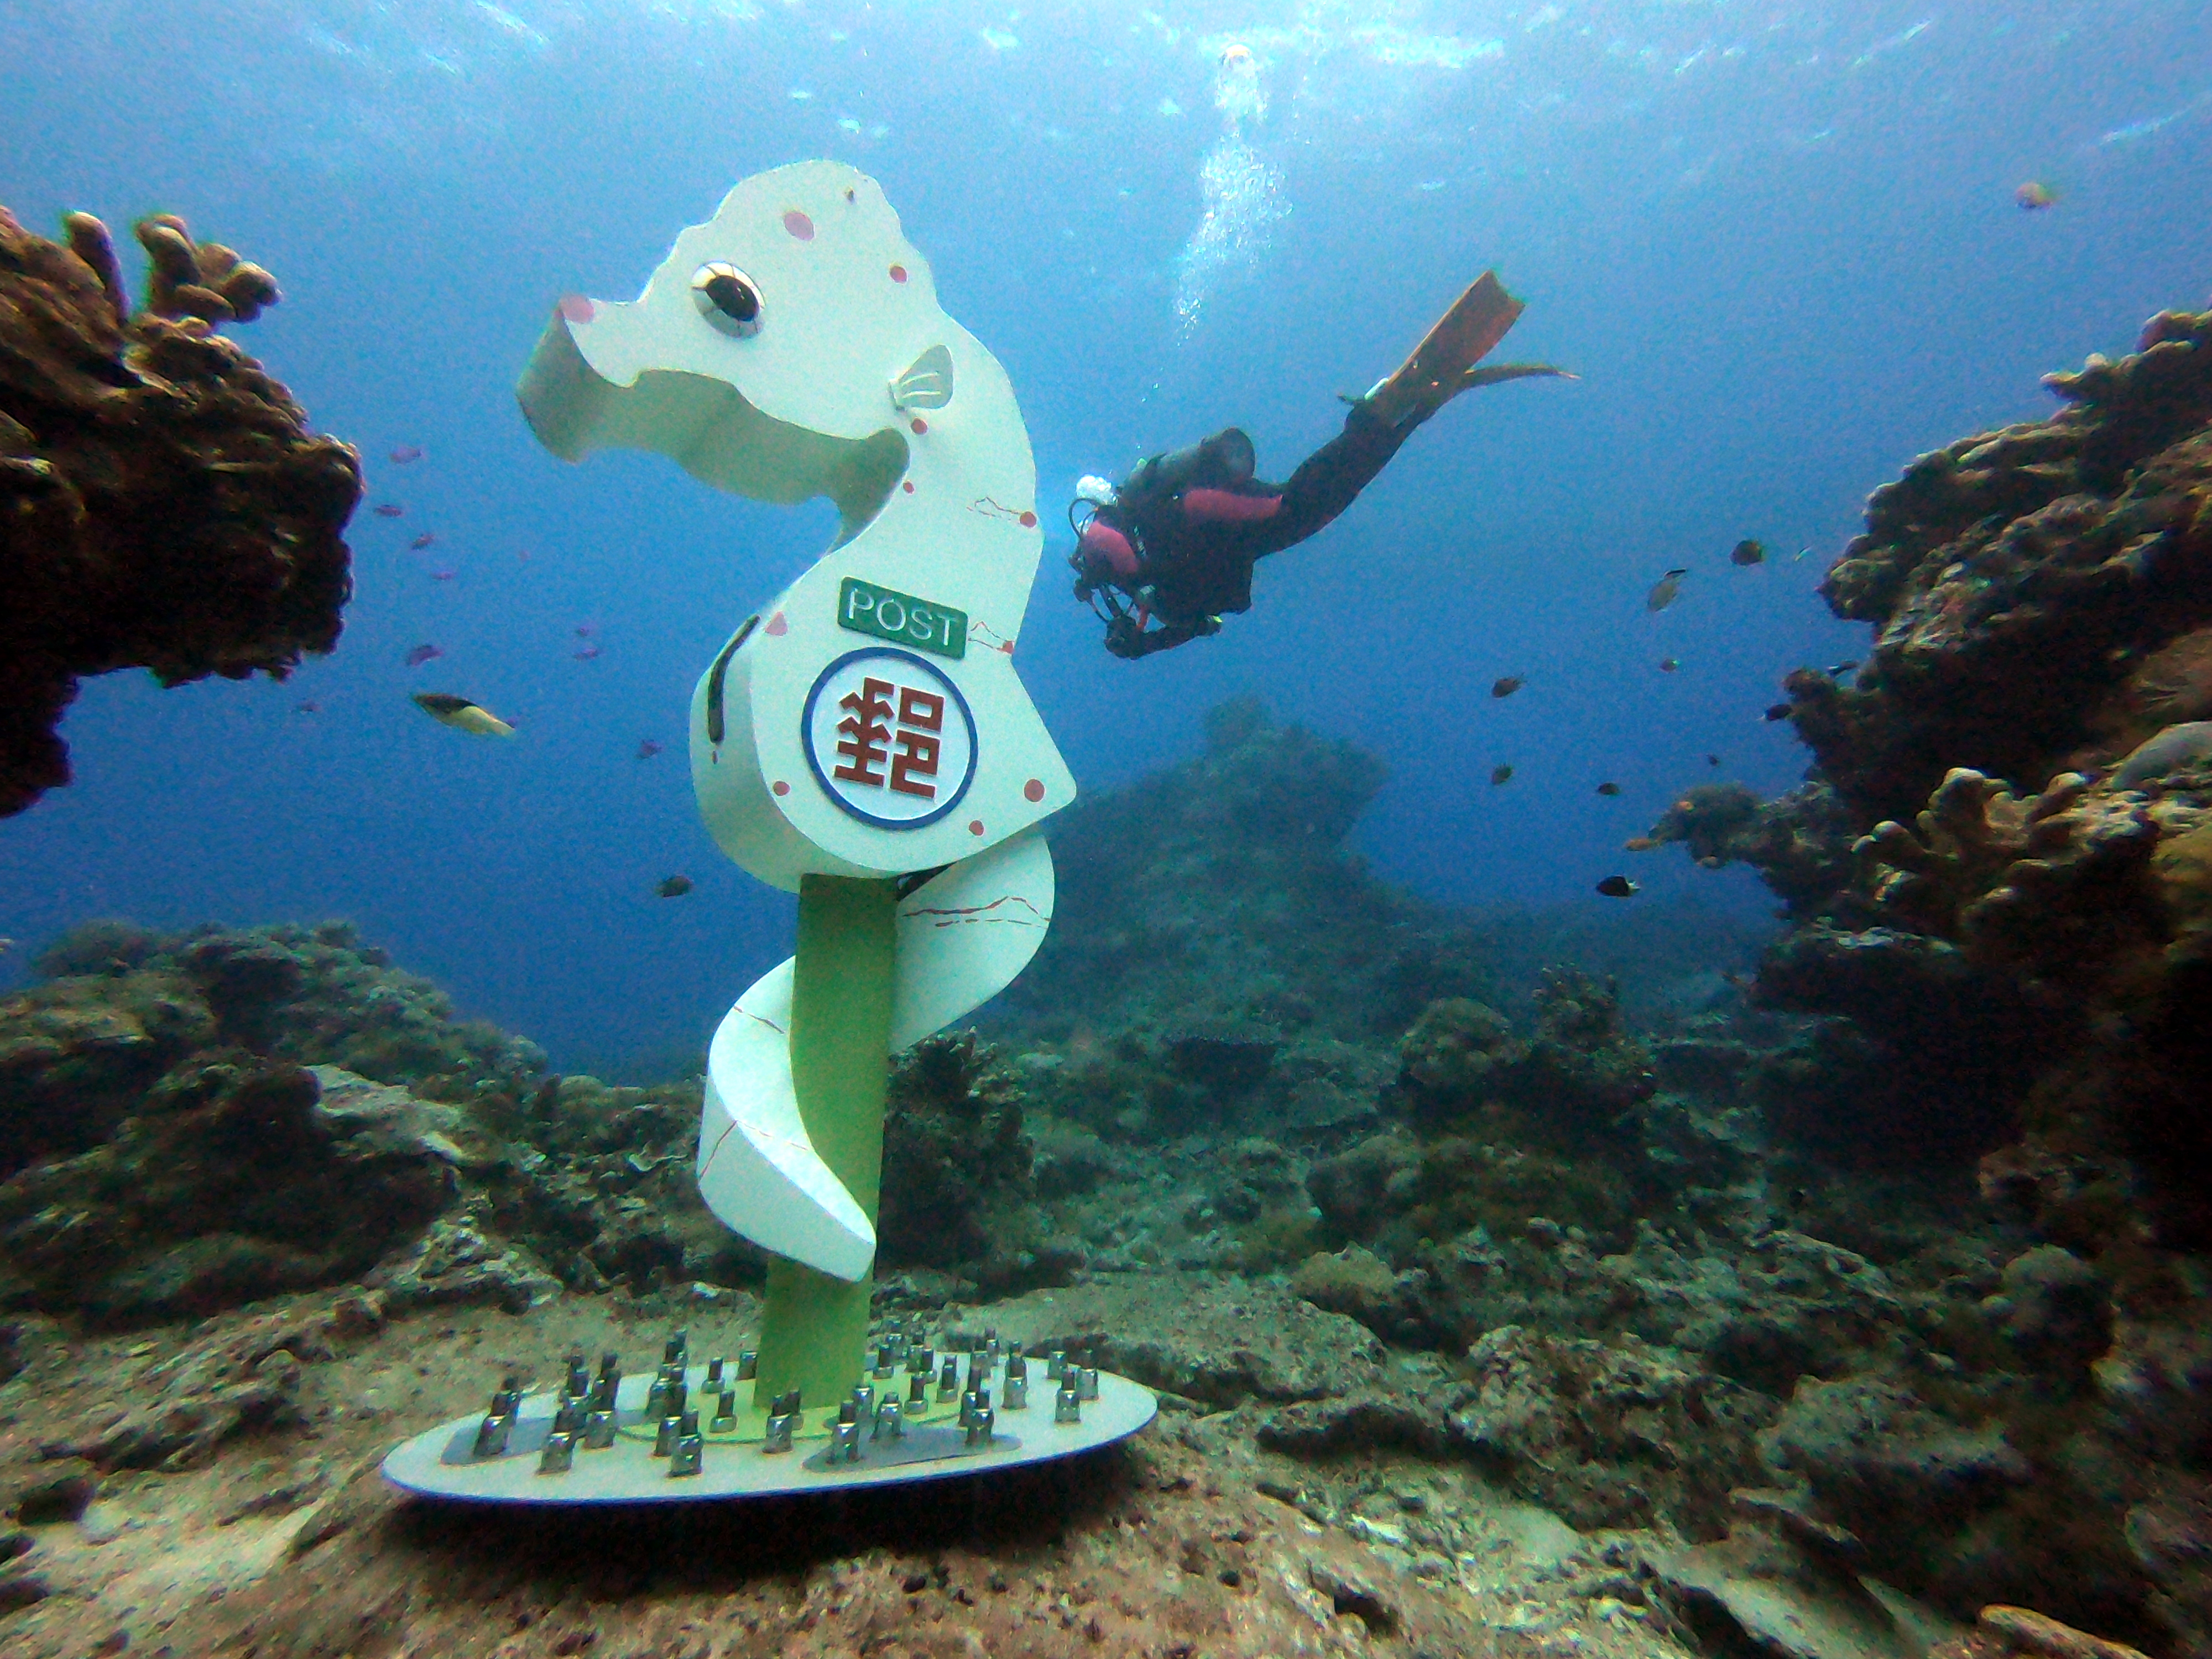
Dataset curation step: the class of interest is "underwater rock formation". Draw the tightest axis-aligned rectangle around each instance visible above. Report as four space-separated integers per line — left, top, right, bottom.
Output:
1784 304 2212 827
0 1058 466 1323
993 695 1505 1140
1640 781 1859 916
0 920 1085 1324
876 1030 1064 1291
0 206 357 817
1642 297 2212 1655
9 730 2203 1653
1301 972 1666 1276
0 922 685 1319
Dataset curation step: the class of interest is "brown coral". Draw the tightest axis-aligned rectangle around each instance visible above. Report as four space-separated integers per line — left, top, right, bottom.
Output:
0 205 358 816
1781 306 2212 826
1853 766 2207 1006
1641 780 1856 915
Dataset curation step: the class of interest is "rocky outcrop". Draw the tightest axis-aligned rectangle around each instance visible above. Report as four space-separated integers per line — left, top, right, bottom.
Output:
0 206 358 816
0 1059 465 1322
1633 298 2212 1655
1790 307 2212 827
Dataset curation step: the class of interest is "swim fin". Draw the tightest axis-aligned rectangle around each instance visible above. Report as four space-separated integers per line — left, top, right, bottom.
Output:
1365 270 1527 427
1460 362 1577 390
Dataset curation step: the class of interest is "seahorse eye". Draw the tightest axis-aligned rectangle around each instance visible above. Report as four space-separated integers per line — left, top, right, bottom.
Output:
691 262 763 337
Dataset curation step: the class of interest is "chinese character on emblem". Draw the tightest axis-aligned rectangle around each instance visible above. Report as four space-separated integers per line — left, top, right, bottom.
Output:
890 687 943 798
832 677 893 786
805 649 977 829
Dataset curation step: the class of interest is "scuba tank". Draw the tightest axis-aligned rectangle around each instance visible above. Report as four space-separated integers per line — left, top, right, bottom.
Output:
1125 427 1256 501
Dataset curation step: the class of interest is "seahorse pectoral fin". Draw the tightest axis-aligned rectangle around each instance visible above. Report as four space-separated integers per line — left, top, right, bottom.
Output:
696 956 878 1281
890 828 1055 1049
890 342 955 411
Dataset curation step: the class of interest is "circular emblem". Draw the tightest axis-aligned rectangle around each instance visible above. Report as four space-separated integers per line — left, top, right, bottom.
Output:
800 649 977 829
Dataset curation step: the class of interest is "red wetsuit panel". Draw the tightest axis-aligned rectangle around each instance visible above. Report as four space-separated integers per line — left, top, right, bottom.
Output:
1181 487 1282 524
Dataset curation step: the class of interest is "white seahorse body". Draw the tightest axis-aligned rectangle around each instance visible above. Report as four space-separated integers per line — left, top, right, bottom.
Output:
519 161 1071 1280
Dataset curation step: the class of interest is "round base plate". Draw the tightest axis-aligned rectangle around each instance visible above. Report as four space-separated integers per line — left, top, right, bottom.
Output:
382 1355 1156 1505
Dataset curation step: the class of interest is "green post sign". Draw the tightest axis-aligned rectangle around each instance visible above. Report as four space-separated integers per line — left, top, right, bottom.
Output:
837 576 966 660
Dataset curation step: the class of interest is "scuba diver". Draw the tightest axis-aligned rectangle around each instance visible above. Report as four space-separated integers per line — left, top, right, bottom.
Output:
1069 272 1569 659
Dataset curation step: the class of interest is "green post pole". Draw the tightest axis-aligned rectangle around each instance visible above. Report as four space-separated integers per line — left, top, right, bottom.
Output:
753 873 899 1418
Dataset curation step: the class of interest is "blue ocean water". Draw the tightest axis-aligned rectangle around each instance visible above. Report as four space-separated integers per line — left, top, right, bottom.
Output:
2 0 2208 1074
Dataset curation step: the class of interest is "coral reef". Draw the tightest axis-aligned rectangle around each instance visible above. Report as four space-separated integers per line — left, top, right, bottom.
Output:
0 920 1083 1324
1639 782 1859 916
15 683 2212 1653
1629 297 2212 1654
0 205 358 816
0 922 705 1319
1786 305 2212 827
992 697 1506 1139
876 1030 1062 1291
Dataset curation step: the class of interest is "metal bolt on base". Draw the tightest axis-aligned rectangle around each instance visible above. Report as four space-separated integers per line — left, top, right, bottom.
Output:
389 1329 1157 1503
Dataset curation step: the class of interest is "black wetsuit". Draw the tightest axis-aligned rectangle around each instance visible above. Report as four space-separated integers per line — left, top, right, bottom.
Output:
1082 400 1416 658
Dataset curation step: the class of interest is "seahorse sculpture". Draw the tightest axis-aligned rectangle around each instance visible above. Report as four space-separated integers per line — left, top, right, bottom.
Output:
519 161 1072 1410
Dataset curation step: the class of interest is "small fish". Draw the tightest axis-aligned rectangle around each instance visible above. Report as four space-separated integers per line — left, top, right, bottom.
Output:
372 503 403 519
1827 660 1860 676
516 548 531 562
410 533 436 551
2016 180 2057 211
637 739 665 760
1764 702 1793 721
1705 753 1721 766
429 567 456 581
413 692 515 737
1595 782 1622 796
295 699 320 714
0 937 12 957
1595 875 1640 898
656 874 695 899
1491 676 1525 698
1490 764 1514 786
573 643 602 661
1730 538 1766 567
1646 568 1688 611
575 623 596 638
404 643 442 668
1792 546 1813 561
389 445 424 464
1659 658 1681 673
1625 836 1658 852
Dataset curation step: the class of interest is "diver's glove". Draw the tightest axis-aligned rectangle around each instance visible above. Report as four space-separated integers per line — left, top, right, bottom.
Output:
1104 616 1147 659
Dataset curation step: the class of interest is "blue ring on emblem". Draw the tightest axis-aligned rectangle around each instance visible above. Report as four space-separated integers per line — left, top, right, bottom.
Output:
800 648 979 830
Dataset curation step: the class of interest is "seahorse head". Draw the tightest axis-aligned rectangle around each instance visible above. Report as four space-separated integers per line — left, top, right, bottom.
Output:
520 159 1027 539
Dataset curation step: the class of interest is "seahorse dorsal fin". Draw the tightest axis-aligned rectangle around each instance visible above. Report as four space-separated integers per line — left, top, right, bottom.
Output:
891 342 954 411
